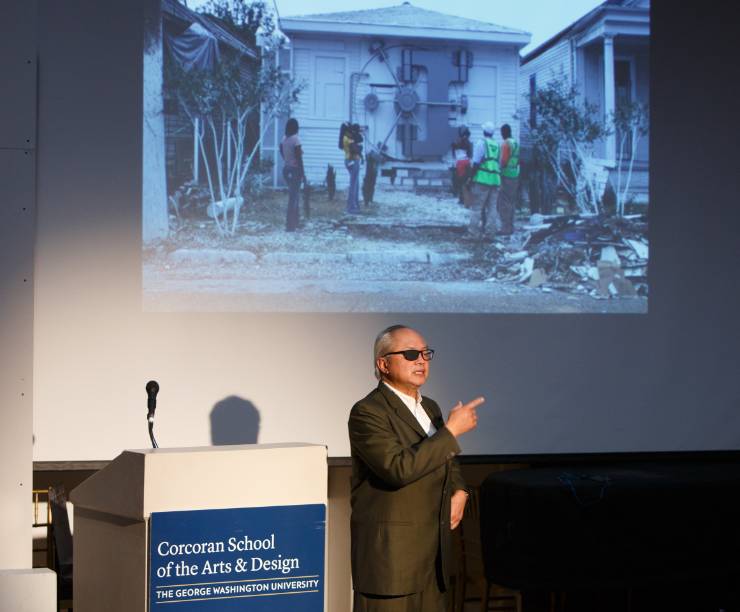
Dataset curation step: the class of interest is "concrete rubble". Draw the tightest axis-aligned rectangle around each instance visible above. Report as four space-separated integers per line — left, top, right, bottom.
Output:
485 213 648 299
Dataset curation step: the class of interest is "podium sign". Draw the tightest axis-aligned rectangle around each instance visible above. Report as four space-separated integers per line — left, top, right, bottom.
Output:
149 504 326 610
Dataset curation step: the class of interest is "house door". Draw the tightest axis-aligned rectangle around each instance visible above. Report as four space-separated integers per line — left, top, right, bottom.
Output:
315 56 346 119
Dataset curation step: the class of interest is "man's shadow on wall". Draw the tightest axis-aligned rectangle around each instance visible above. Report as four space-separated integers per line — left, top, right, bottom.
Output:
210 396 260 446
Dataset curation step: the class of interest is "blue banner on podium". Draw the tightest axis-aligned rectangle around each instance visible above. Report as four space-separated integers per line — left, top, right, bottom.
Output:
149 504 325 610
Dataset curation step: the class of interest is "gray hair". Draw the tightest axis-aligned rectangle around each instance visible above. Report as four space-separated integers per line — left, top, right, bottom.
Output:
373 324 409 380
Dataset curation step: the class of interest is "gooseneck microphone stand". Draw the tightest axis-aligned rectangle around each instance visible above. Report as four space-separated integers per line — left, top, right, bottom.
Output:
146 380 160 449
148 416 159 449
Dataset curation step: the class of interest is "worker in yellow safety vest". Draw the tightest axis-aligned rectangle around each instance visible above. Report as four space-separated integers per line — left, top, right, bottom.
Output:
468 121 501 237
497 123 520 235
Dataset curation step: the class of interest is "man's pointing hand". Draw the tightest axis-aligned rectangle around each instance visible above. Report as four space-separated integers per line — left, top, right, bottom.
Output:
446 396 485 438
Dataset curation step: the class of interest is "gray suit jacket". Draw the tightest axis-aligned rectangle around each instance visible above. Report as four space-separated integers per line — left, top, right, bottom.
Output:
348 383 466 596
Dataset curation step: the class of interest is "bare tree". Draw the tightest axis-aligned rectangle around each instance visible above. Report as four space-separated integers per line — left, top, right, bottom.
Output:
527 78 609 215
612 101 649 216
168 1 301 235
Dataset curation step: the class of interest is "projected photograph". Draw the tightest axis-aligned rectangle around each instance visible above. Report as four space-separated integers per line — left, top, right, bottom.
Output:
142 0 650 312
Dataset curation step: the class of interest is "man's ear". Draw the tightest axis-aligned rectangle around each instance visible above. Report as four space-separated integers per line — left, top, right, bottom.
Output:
376 357 388 375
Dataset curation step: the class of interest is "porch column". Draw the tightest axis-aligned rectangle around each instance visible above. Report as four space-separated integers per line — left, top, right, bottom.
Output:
142 0 169 242
603 34 616 166
193 117 200 183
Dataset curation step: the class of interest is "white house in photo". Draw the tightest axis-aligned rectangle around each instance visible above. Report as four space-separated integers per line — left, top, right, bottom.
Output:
270 2 530 188
520 0 650 204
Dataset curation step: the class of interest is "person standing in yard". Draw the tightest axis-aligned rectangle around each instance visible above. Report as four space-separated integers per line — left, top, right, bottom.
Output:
363 142 384 207
468 121 501 238
451 126 473 205
342 122 363 214
497 124 520 235
280 118 304 232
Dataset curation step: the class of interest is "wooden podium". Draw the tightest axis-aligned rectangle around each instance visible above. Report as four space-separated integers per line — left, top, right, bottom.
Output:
70 443 328 612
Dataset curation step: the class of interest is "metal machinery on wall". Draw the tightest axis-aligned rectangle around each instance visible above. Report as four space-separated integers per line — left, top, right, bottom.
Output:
351 40 473 161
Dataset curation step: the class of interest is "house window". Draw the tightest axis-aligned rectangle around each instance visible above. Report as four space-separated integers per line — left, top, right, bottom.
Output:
278 47 291 72
529 74 537 128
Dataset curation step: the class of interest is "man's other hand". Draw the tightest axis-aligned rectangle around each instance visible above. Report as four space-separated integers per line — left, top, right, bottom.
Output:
450 489 468 530
446 397 485 438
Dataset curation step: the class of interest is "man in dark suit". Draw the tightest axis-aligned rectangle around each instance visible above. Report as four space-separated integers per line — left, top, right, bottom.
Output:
348 324 484 612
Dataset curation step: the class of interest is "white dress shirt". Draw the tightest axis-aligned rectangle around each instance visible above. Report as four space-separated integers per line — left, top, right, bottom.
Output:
384 382 437 437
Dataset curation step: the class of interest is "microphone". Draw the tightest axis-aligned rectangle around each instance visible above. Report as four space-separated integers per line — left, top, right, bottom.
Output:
146 380 160 422
145 380 160 449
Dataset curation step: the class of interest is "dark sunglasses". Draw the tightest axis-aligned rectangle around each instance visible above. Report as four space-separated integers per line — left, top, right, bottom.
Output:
382 349 435 361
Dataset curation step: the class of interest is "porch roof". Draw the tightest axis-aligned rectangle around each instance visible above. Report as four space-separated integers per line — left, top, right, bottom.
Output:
522 0 649 65
162 0 258 59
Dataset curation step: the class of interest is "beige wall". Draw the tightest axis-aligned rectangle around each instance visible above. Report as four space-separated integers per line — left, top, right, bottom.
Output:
0 0 37 571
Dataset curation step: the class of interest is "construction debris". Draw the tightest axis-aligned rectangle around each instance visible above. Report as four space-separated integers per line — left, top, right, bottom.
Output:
486 213 648 298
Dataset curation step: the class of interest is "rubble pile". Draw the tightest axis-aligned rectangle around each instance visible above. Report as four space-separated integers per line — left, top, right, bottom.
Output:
487 214 649 298
168 182 213 218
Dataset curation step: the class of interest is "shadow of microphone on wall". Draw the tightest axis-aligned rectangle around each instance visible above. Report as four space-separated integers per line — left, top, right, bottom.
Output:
210 396 261 446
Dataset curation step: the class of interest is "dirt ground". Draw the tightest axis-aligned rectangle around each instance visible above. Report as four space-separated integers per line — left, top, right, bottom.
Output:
143 185 648 313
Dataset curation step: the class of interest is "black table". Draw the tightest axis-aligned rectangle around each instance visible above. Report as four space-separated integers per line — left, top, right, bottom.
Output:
479 461 740 591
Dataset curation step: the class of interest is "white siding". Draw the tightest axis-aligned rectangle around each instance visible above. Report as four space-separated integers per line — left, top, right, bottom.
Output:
285 35 523 187
519 38 573 147
517 10 650 204
465 45 521 142
289 37 361 187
